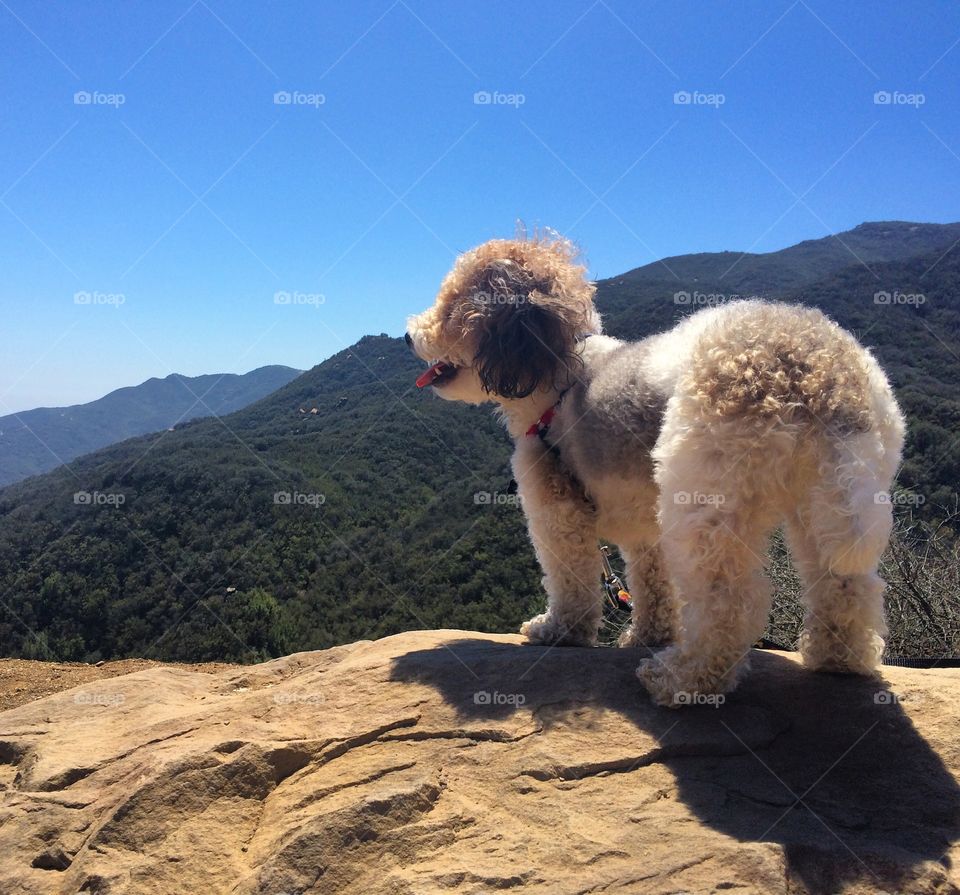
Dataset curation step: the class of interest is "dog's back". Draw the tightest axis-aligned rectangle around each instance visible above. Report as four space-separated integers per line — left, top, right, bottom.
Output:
672 300 877 433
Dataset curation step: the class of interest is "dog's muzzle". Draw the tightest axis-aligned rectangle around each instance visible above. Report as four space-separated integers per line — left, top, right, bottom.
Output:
406 332 458 388
416 361 458 388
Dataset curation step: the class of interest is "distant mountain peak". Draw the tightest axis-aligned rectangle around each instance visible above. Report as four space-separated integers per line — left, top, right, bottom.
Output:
0 365 303 486
610 219 960 292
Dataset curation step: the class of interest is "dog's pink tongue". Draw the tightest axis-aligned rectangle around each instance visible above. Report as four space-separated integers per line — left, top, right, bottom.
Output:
416 362 450 388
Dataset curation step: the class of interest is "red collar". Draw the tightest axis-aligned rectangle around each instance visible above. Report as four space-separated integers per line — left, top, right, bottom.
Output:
525 389 570 438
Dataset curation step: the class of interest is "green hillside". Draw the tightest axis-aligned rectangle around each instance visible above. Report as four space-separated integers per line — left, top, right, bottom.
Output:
0 338 533 661
0 223 957 663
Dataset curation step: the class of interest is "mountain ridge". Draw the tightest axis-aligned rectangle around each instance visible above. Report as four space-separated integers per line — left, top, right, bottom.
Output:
616 220 960 284
0 364 303 487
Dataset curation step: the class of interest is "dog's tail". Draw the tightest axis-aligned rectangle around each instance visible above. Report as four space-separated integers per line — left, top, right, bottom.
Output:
800 353 905 576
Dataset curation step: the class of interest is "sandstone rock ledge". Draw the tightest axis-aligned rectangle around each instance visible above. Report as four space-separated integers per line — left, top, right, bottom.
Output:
1 631 958 895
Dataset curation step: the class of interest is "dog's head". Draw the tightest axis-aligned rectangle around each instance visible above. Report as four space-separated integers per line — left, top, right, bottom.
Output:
405 234 600 404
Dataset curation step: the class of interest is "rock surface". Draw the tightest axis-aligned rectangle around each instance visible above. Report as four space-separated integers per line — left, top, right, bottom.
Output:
0 658 236 712
1 631 958 895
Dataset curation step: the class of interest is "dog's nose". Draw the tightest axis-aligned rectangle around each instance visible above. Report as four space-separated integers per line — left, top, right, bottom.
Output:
404 332 413 349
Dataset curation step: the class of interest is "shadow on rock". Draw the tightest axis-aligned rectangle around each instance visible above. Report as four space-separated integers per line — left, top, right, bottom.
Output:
390 637 960 895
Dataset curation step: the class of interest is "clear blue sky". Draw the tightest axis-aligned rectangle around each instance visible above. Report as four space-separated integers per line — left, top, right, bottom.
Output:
1 1 958 412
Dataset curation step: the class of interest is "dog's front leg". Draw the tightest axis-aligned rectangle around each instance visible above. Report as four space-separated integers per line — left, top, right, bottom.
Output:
513 440 601 647
616 543 675 648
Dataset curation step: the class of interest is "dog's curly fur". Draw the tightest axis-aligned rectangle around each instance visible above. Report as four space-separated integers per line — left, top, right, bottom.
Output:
407 233 905 706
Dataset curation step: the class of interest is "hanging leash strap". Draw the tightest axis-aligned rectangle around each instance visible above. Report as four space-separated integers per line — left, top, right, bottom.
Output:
600 545 633 613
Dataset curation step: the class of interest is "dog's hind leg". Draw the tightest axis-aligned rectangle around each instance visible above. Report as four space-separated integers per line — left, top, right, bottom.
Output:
515 442 602 647
637 417 787 706
786 430 899 674
786 512 887 675
617 544 675 647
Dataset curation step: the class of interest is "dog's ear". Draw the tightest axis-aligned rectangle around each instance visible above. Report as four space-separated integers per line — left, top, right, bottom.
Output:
474 296 570 399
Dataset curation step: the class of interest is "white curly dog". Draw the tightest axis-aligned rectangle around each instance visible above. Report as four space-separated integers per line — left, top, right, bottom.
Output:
406 234 905 706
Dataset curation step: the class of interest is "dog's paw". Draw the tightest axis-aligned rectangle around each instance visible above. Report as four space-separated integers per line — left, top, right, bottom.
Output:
520 612 596 647
799 630 884 676
636 654 685 707
636 648 739 708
